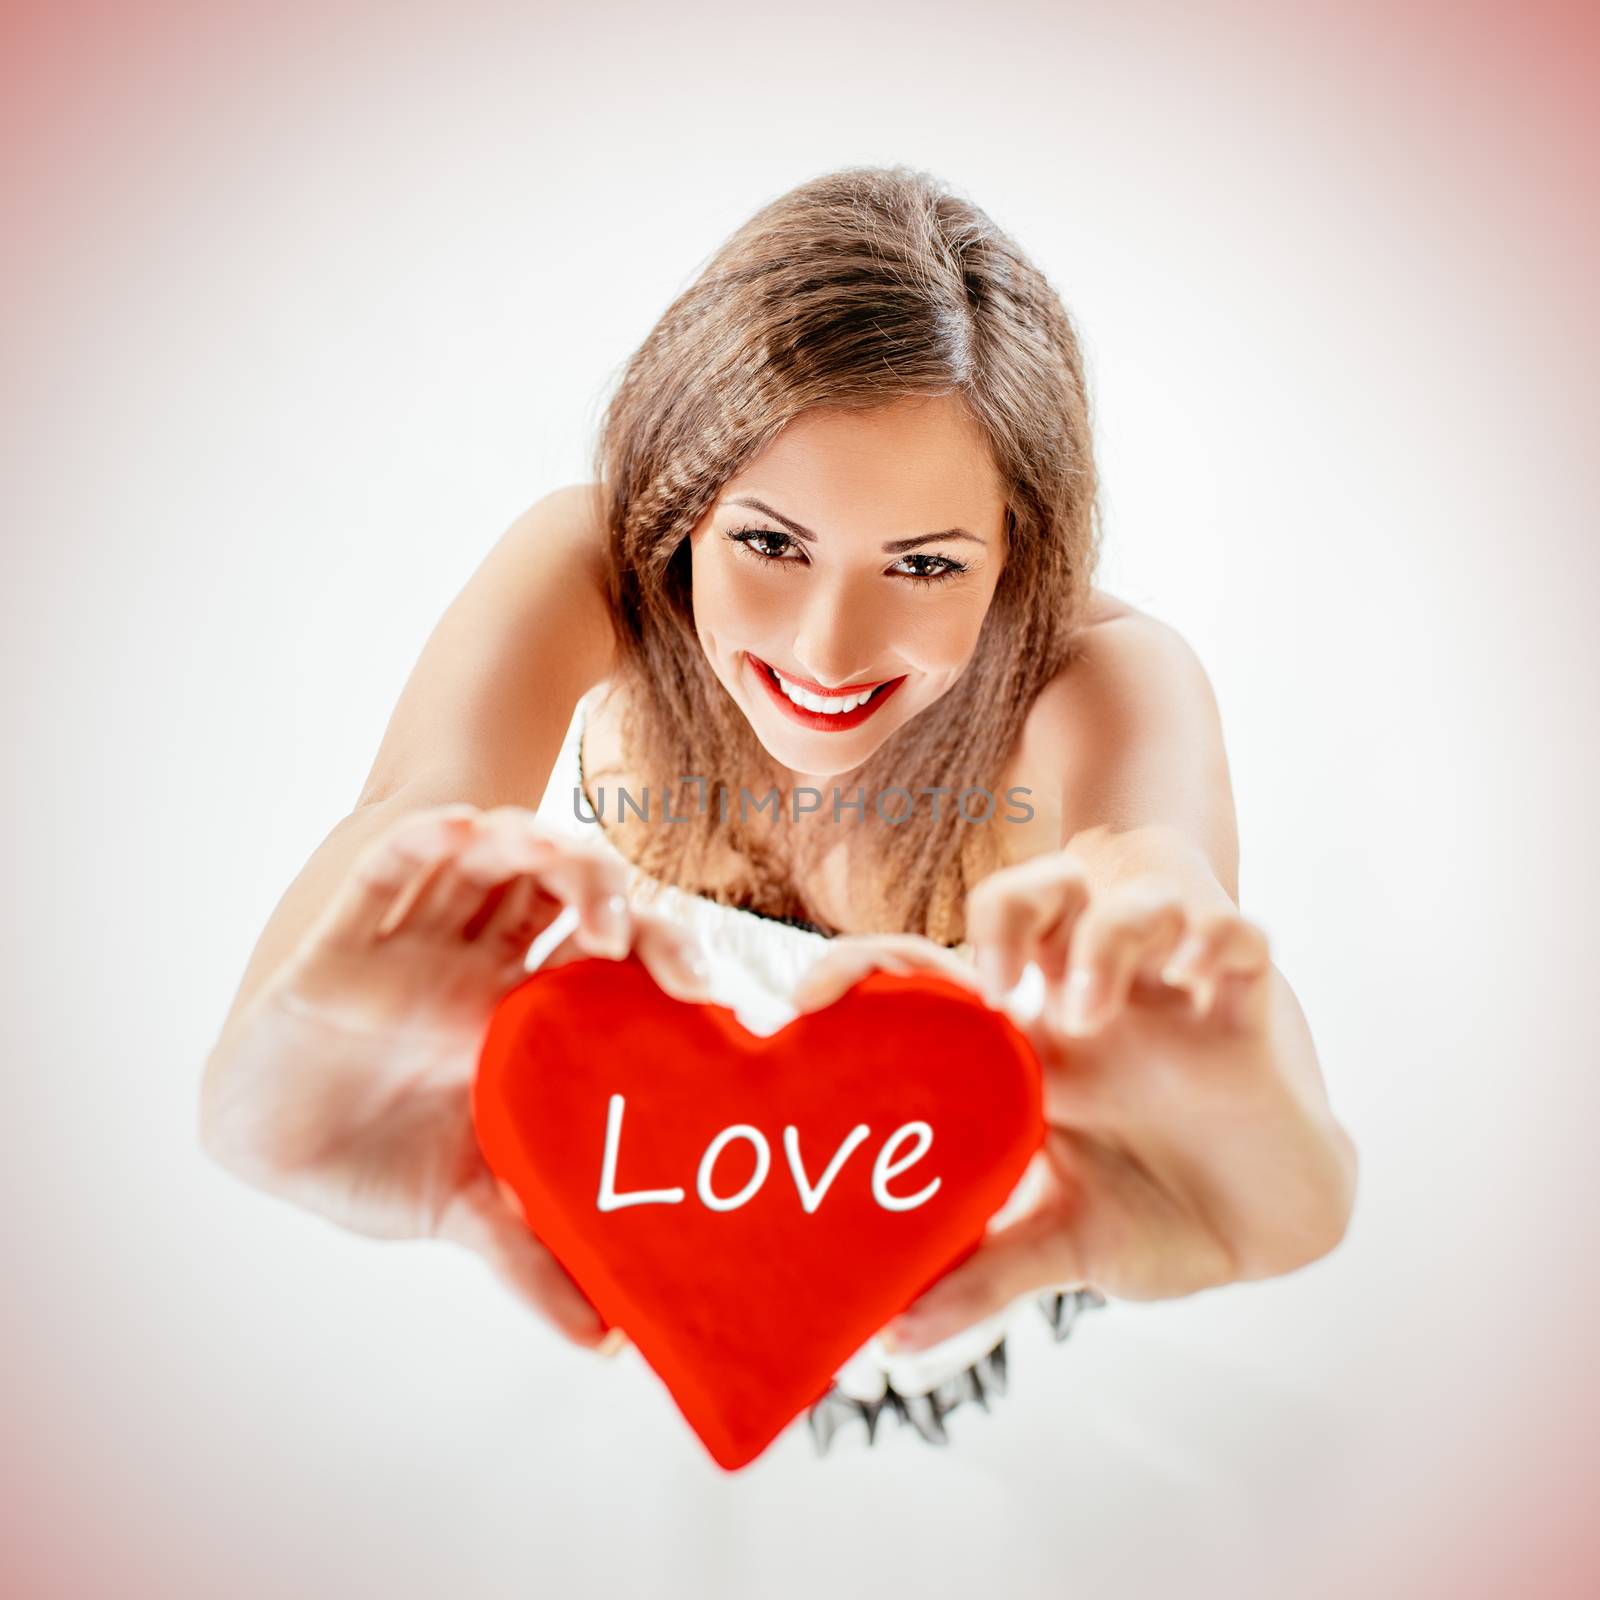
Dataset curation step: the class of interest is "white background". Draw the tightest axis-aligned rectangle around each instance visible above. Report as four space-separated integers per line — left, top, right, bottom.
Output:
4 1 1596 1596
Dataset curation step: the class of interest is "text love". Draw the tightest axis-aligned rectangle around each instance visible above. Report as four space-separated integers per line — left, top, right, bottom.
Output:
596 1092 942 1215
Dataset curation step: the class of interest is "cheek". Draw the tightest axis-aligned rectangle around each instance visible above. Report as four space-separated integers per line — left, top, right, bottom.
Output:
896 594 993 670
692 551 791 637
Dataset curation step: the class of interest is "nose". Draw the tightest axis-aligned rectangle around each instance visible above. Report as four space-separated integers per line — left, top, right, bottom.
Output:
788 574 891 688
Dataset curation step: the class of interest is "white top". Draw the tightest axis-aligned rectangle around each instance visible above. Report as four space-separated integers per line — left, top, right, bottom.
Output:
534 684 1056 1407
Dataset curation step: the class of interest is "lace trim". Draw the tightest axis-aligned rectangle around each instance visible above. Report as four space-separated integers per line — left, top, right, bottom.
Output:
805 1289 1107 1455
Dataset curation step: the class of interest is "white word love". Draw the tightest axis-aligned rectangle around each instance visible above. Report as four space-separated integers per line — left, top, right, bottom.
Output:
595 1093 943 1215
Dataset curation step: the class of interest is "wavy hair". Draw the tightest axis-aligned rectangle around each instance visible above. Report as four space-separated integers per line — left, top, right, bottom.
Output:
588 163 1102 945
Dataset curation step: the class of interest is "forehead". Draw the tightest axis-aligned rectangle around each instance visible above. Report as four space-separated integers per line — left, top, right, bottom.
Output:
719 395 1006 528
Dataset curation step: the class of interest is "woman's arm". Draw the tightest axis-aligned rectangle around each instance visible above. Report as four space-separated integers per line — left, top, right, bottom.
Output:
211 483 614 1043
197 485 719 1349
1000 608 1344 1120
857 611 1357 1334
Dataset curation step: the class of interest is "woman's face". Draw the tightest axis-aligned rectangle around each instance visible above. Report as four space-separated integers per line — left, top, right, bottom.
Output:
688 395 1009 783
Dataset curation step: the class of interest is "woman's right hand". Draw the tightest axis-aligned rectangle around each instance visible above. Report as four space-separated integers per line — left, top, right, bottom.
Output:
199 802 711 1350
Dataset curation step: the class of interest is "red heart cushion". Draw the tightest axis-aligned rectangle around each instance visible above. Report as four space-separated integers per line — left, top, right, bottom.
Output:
472 951 1044 1471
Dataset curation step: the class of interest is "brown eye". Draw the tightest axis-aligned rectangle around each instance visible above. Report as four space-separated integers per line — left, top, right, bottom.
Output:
891 553 967 584
725 526 804 567
725 525 969 585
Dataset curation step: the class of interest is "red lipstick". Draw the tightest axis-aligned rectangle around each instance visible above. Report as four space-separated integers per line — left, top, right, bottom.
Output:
746 653 906 732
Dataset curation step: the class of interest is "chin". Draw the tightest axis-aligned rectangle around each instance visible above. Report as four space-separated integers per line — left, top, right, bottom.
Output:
748 696 914 777
762 734 887 781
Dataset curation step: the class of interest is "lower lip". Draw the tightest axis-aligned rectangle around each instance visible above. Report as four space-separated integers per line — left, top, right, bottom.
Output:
747 654 906 732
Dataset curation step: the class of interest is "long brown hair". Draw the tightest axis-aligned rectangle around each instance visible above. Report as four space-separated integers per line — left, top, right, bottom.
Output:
588 163 1102 945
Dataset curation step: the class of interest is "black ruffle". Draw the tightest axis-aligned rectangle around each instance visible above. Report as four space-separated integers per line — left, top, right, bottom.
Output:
805 1288 1107 1455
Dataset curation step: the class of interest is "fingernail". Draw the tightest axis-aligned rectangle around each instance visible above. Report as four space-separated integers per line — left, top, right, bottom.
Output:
1212 974 1246 1028
495 1177 528 1224
1061 964 1100 1033
1162 935 1205 985
595 1327 628 1358
594 893 630 959
881 1319 925 1354
977 946 1009 1003
676 958 713 1001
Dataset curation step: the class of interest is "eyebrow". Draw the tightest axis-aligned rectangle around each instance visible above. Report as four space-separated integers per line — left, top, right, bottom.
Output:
723 496 986 553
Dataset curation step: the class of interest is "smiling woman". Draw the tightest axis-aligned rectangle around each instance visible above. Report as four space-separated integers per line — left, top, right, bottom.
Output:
201 160 1354 1468
593 169 1103 943
691 400 1007 775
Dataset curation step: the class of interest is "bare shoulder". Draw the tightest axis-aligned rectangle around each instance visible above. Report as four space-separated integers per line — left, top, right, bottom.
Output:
351 481 616 811
1020 589 1211 741
1081 586 1138 630
510 479 615 656
1013 588 1237 886
515 480 609 566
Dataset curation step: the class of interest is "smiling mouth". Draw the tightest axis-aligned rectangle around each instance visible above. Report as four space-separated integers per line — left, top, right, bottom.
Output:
746 653 907 730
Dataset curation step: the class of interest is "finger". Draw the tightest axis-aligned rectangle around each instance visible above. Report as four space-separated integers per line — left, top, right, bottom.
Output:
315 803 482 948
879 1195 1087 1352
466 871 568 968
791 946 915 1013
488 1185 628 1356
1030 898 1078 992
533 905 713 1003
965 855 1091 1002
1160 914 1271 1019
408 810 634 959
628 909 713 1002
504 832 633 961
792 935 984 1014
1212 969 1266 1033
397 808 556 937
434 1172 611 1350
1060 882 1186 1036
530 905 591 972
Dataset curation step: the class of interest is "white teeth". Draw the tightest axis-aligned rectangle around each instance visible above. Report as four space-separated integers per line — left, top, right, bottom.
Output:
771 669 880 714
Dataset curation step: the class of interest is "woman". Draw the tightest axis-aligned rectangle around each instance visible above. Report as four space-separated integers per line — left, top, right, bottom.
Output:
198 165 1357 1453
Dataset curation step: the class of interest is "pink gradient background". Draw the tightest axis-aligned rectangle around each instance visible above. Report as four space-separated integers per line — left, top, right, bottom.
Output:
2 1 1596 1595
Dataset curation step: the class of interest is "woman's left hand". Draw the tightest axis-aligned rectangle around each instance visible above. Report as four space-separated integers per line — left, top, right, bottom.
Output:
790 850 1359 1351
